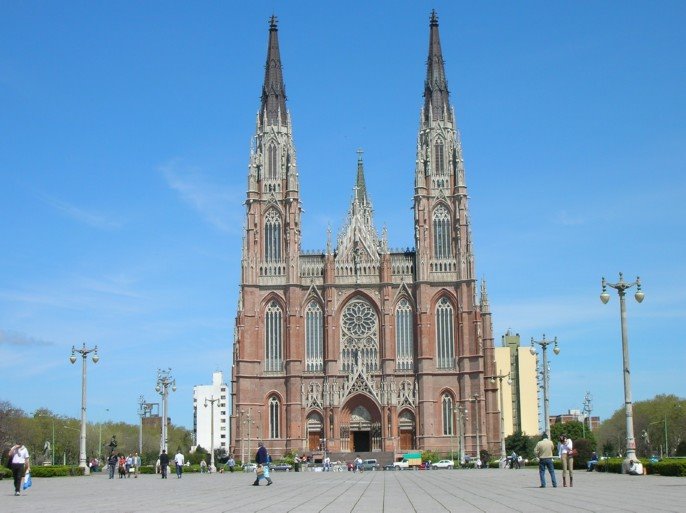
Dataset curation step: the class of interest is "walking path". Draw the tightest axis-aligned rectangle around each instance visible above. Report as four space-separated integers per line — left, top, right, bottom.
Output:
2 468 684 512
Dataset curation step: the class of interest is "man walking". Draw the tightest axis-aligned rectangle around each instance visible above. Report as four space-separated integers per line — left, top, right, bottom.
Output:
8 443 30 496
159 449 170 479
252 441 272 486
107 452 118 479
534 433 558 488
174 449 185 478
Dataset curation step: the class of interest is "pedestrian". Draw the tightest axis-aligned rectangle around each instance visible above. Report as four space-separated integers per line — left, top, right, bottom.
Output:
534 433 558 488
107 452 118 479
628 459 644 475
558 434 574 487
159 449 169 479
133 452 141 478
8 443 30 496
252 441 273 486
125 454 133 478
174 449 185 478
353 455 363 473
226 455 236 473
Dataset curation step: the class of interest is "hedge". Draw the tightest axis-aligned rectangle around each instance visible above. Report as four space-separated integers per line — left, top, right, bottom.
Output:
647 459 686 477
0 465 85 478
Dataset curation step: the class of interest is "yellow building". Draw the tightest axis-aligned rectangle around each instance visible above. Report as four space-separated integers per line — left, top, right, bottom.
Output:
494 331 539 437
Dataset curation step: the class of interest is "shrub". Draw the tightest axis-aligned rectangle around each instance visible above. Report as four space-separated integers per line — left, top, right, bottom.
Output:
646 459 686 477
595 458 625 473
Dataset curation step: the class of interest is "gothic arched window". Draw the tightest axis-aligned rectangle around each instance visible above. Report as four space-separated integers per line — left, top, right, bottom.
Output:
395 299 414 371
442 394 454 436
436 297 455 369
269 396 280 438
340 298 378 373
265 300 283 372
433 205 451 259
305 301 323 372
434 139 445 175
267 143 277 180
264 210 281 263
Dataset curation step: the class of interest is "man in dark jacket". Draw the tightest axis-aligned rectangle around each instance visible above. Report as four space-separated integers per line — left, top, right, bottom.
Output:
159 449 170 479
252 441 272 486
107 452 118 479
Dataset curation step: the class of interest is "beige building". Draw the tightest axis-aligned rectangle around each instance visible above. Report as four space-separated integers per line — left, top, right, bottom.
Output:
494 331 539 437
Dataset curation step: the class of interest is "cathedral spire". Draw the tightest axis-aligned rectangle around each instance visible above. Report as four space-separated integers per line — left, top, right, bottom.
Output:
260 15 288 127
424 10 451 123
354 148 370 208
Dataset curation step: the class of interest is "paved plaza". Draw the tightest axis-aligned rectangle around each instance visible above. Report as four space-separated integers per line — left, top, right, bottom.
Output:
1 468 684 513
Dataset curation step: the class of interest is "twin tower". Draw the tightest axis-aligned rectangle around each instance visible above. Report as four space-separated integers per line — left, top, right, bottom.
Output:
230 12 500 459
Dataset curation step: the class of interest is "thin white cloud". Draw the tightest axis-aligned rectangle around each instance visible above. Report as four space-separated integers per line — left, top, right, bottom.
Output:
0 329 53 347
554 209 586 226
39 194 122 230
159 159 243 233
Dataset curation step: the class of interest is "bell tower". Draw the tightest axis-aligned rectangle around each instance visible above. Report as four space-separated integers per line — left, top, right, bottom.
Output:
243 15 301 286
413 10 474 283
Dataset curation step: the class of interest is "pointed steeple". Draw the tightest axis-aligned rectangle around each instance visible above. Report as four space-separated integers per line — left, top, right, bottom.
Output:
336 151 379 262
260 15 288 127
424 10 451 123
354 149 370 208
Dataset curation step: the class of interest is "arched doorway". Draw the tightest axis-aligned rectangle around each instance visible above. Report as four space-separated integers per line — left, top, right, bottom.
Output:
340 394 381 452
306 412 324 451
398 410 416 451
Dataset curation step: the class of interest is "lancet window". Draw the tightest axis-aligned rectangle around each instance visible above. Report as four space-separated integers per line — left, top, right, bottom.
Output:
267 143 277 180
436 297 455 369
305 301 323 372
395 299 414 371
265 300 283 372
442 394 454 436
269 395 280 438
433 205 451 259
434 139 445 175
264 210 282 263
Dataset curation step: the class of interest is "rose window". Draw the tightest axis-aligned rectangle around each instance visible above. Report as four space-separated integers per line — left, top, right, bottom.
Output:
341 298 379 373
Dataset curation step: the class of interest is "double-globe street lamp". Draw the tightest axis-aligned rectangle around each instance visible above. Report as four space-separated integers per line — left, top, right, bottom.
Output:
530 335 560 439
155 369 176 454
205 396 220 471
490 368 512 459
601 273 644 472
471 394 481 462
69 343 99 475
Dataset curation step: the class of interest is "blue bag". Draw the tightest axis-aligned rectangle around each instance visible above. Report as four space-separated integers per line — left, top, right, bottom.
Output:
23 471 32 490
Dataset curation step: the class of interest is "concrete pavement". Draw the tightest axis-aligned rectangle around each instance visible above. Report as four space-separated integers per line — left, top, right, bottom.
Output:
1 468 684 512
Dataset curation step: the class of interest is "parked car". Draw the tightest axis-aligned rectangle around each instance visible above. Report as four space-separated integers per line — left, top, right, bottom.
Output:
361 458 380 471
432 459 455 470
271 463 292 471
383 463 396 470
243 463 257 473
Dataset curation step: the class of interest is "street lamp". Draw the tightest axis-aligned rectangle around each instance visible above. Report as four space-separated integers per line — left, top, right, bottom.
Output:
138 397 154 458
600 273 644 472
490 368 512 459
155 369 176 454
453 404 468 465
582 392 593 439
530 334 560 438
471 394 480 462
69 343 99 475
205 396 219 472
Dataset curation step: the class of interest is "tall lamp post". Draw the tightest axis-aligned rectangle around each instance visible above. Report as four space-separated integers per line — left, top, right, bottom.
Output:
69 343 99 475
582 392 593 439
138 397 154 458
490 368 512 459
600 273 644 472
155 369 176 454
530 335 560 438
454 404 468 465
205 396 219 471
471 394 480 461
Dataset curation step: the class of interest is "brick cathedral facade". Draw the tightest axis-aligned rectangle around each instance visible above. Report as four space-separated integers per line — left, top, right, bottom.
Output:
230 12 501 459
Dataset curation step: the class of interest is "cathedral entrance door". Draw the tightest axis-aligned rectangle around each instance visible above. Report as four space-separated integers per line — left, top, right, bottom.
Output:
352 431 370 452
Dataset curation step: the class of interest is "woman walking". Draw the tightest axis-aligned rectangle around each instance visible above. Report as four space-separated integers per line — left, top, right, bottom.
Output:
8 443 30 496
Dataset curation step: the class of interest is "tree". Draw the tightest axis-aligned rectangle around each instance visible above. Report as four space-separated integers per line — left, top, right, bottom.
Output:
596 394 685 458
505 431 536 460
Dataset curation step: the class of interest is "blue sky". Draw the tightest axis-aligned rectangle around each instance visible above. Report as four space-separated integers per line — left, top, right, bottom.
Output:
1 1 684 431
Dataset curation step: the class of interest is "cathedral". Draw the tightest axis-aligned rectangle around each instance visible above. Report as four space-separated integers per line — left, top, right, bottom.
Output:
230 12 500 460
